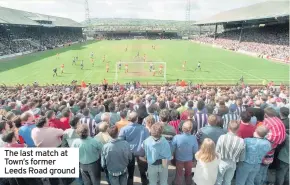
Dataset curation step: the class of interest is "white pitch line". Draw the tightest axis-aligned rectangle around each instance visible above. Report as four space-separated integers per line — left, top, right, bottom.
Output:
215 61 263 80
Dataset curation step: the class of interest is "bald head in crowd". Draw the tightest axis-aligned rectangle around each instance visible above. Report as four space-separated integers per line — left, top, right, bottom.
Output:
208 115 217 126
128 112 138 123
182 120 193 134
101 112 110 123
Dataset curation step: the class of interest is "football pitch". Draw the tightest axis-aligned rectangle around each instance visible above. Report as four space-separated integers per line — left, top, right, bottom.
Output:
0 40 288 85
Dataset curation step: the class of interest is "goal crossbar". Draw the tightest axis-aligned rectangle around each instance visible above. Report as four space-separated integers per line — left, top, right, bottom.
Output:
115 61 167 82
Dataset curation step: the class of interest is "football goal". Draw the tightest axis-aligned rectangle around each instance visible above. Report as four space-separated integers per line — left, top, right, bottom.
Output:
115 61 167 83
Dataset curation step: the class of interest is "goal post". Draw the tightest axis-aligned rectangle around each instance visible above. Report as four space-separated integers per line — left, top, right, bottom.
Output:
115 61 167 83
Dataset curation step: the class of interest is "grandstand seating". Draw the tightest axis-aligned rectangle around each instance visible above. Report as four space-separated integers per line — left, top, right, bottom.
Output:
0 6 83 56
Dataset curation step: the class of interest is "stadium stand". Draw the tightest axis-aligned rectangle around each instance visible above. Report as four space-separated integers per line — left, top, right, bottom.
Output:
193 1 290 62
0 6 83 56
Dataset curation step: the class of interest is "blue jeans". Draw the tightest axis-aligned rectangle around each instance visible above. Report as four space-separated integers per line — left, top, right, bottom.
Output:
235 162 260 185
215 160 236 185
109 172 127 185
147 164 168 185
254 164 269 185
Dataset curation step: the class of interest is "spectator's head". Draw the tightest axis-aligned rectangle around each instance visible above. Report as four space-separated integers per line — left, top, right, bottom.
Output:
6 112 15 121
206 105 214 115
188 101 193 109
12 116 22 129
128 112 138 123
144 115 155 130
182 120 192 134
62 108 71 118
20 112 34 123
196 138 216 163
35 116 48 128
150 123 163 139
254 100 261 107
147 104 156 114
76 124 89 139
101 112 110 123
208 115 217 126
197 100 205 111
264 107 277 118
170 110 179 120
108 102 115 112
70 117 80 129
120 110 127 120
254 125 269 138
83 108 90 117
98 105 105 113
229 104 237 113
180 99 186 106
0 121 9 134
280 107 289 119
45 110 55 119
228 120 240 133
159 101 166 110
241 111 251 123
98 122 109 132
107 126 118 139
159 109 169 123
2 131 17 144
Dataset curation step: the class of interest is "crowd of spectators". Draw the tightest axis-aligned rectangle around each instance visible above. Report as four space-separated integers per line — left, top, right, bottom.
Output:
0 25 83 56
0 82 289 185
193 24 289 60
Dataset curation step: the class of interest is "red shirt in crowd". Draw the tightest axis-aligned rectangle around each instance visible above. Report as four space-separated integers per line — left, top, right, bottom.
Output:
5 143 26 148
48 118 64 130
168 120 181 134
60 117 71 130
237 121 256 139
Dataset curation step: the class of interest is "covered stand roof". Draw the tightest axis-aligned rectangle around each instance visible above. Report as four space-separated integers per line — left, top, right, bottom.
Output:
194 1 290 25
0 6 82 27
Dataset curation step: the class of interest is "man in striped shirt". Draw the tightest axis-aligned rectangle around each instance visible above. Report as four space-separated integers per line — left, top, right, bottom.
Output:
194 100 208 131
216 120 245 185
222 104 240 131
80 108 98 137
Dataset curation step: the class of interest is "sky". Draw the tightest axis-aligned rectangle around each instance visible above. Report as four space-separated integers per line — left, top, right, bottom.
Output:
0 0 269 22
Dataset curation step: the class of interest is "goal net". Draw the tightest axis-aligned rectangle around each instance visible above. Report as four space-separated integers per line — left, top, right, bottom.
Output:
115 61 167 83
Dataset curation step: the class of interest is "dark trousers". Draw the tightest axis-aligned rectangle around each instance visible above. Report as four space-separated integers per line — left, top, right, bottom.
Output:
80 159 101 185
276 160 289 185
127 155 148 185
8 178 43 185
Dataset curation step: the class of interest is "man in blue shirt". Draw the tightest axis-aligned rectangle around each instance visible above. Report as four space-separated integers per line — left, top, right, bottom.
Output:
142 123 172 185
19 112 36 147
102 126 132 185
172 121 198 185
119 112 150 185
235 126 271 185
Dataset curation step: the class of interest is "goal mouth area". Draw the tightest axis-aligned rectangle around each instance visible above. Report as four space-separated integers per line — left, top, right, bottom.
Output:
115 61 167 82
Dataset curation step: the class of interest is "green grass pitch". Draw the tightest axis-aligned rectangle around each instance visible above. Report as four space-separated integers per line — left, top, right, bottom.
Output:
0 40 288 85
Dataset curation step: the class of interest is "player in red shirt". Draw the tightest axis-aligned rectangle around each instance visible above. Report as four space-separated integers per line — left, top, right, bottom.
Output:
125 64 128 73
159 64 163 74
60 64 64 74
